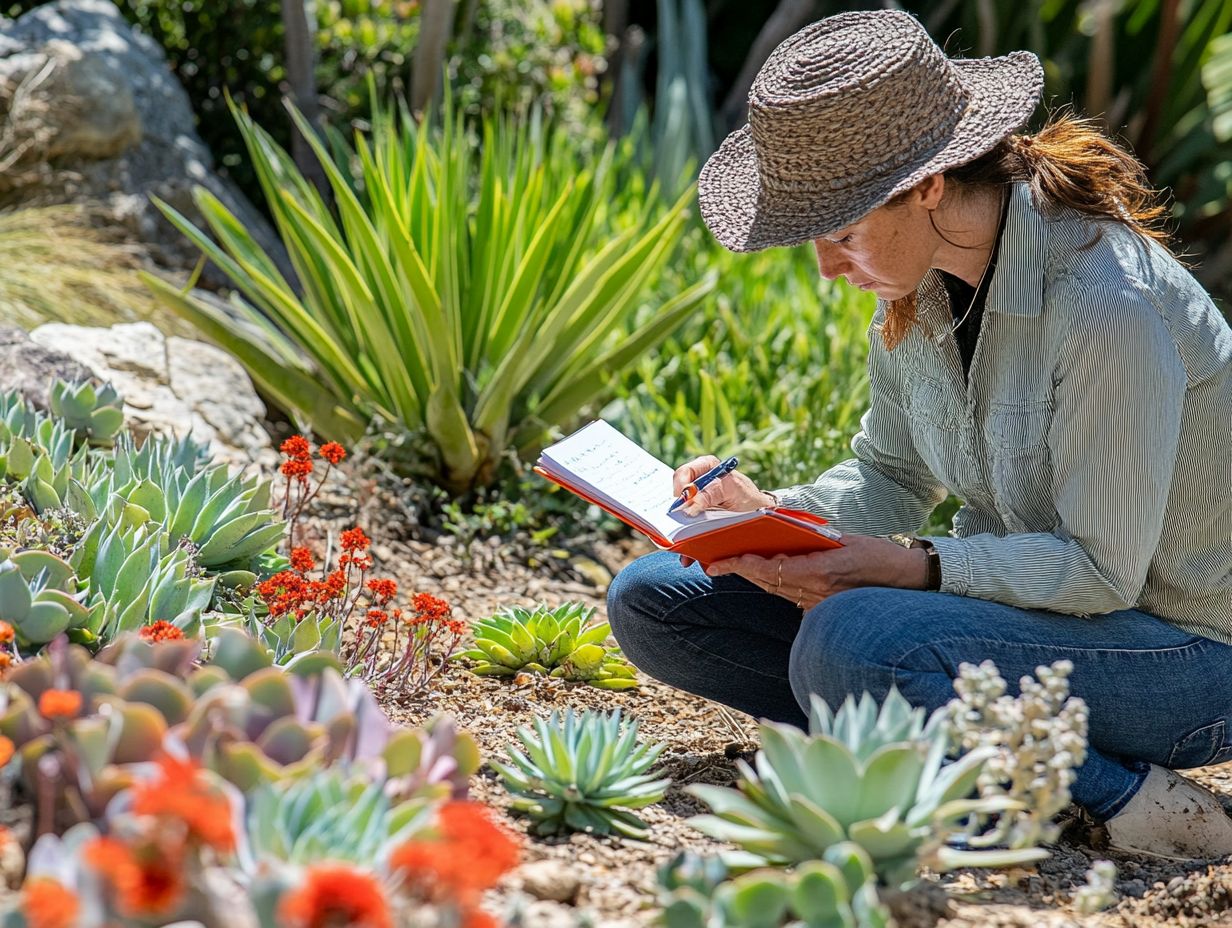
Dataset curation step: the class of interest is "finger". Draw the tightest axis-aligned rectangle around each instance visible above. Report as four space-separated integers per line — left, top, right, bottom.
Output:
673 455 720 496
682 472 739 515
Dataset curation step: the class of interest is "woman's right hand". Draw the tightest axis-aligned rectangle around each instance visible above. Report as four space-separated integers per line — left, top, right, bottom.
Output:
673 455 777 567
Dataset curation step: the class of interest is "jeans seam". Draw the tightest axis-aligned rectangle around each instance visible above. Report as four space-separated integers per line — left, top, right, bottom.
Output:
888 633 1207 670
658 591 797 683
1090 772 1147 821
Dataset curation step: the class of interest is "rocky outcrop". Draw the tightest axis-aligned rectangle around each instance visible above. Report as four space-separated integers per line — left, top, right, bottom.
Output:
26 321 276 469
0 0 289 283
0 325 96 409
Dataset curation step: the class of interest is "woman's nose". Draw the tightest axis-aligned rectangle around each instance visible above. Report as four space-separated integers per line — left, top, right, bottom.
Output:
813 241 847 281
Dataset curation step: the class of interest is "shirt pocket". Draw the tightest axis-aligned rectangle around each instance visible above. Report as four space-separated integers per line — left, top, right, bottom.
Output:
983 401 1060 532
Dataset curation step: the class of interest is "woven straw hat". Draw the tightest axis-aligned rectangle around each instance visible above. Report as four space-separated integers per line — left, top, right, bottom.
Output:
698 10 1044 252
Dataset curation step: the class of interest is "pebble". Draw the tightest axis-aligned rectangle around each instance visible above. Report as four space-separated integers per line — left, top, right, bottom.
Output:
519 859 582 904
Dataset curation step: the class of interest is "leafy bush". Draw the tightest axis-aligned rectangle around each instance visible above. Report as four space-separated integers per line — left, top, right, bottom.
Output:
493 708 669 838
687 688 1048 887
459 601 637 688
146 96 713 494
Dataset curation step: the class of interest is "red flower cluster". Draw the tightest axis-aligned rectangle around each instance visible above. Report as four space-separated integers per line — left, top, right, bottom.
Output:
278 864 392 928
290 546 316 573
22 878 80 928
130 754 236 853
391 801 521 911
280 435 314 483
85 837 184 918
139 621 185 644
256 568 347 620
277 435 349 542
367 578 397 605
319 441 346 465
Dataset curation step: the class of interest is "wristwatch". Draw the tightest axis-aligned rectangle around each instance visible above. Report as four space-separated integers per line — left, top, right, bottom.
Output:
888 534 942 591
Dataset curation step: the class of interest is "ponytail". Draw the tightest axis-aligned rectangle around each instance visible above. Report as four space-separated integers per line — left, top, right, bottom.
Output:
880 111 1175 350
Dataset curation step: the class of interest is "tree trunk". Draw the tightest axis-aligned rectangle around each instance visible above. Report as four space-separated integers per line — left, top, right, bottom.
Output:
717 0 817 134
1084 0 1118 133
412 0 459 116
280 0 329 200
1136 0 1180 166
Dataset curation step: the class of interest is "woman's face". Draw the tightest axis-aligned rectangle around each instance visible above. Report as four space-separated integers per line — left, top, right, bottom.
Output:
811 177 944 301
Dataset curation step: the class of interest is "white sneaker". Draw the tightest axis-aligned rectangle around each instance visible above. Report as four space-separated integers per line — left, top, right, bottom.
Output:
1105 765 1232 861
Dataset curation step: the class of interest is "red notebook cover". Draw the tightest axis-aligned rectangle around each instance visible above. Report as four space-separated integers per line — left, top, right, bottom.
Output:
533 465 843 566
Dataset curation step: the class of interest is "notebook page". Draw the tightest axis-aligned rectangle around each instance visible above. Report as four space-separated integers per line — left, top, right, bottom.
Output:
539 421 758 542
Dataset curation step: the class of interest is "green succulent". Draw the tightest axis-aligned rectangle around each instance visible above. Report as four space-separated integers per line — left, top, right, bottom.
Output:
69 519 213 645
459 601 638 689
687 689 1046 887
0 549 97 646
211 604 342 670
242 770 436 870
658 844 893 928
48 379 125 446
492 708 669 838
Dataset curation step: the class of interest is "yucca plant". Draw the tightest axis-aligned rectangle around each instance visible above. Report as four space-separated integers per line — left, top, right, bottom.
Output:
658 844 892 928
688 689 1048 887
458 601 637 688
492 708 669 838
143 93 715 494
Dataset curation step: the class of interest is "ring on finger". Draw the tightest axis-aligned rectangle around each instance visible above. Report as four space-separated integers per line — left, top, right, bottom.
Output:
775 559 783 594
795 589 805 609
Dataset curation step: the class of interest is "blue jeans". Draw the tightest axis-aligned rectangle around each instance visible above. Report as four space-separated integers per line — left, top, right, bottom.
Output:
607 551 1232 821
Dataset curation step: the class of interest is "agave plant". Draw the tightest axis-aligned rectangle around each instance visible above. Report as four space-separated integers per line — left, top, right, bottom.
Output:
688 689 1047 887
658 843 892 928
458 601 637 689
241 770 436 871
0 549 96 647
144 92 714 494
492 708 669 838
48 379 125 447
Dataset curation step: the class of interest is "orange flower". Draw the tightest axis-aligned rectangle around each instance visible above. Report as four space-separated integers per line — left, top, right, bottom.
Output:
290 547 315 573
390 801 521 904
318 442 346 465
340 527 370 553
366 578 397 604
0 735 14 767
411 593 451 621
0 620 13 643
281 457 314 480
23 878 79 928
0 652 11 672
139 621 185 643
366 609 389 628
130 754 235 853
38 689 82 720
278 864 393 928
84 836 184 918
280 435 312 459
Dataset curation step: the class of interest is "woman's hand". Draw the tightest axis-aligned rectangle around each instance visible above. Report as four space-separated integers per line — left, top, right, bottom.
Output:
702 534 930 609
674 455 777 567
673 456 775 515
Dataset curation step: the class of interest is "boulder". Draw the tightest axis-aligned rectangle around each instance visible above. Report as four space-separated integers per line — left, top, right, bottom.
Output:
0 325 95 408
0 0 290 285
28 321 277 470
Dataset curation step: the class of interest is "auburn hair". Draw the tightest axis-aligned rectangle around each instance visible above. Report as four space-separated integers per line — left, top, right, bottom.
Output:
878 111 1174 350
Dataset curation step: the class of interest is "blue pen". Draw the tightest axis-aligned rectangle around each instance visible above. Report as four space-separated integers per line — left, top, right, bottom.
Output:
668 456 739 514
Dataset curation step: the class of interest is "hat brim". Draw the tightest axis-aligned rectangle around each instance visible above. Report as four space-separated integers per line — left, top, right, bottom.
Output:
697 51 1044 253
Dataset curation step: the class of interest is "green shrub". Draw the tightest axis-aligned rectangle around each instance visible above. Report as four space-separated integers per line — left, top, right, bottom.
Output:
146 96 713 494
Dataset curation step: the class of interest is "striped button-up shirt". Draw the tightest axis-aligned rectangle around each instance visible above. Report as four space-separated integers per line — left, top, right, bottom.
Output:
775 182 1232 642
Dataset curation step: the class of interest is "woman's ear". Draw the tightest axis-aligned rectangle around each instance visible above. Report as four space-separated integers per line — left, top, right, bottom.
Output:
912 174 946 210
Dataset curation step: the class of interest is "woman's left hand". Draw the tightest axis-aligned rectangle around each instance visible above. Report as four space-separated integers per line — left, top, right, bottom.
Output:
703 533 930 609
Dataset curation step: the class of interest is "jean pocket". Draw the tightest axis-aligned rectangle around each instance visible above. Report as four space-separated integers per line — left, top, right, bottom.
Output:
1167 719 1229 769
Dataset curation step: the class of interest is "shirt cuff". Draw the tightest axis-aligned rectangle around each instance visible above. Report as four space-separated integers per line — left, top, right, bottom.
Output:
925 535 972 596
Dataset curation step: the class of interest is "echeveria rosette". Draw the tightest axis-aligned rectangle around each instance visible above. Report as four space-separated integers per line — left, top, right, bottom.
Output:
687 689 1047 887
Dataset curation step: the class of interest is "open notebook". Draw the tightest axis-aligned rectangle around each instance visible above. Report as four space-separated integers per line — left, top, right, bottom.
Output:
534 420 843 564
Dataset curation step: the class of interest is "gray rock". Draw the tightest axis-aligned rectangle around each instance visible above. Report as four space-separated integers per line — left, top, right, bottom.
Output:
0 325 95 408
28 320 276 469
519 859 583 904
0 0 290 285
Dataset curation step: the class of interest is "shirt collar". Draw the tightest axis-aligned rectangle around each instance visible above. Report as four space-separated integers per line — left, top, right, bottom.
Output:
986 182 1047 317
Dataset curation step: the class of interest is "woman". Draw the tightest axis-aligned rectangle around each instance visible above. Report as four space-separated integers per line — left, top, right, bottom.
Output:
607 9 1232 860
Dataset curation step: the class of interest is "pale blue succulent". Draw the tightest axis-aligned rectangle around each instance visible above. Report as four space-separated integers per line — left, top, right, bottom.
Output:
48 379 125 446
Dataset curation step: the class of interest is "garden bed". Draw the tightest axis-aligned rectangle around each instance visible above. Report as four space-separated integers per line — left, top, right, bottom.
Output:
313 457 1232 928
